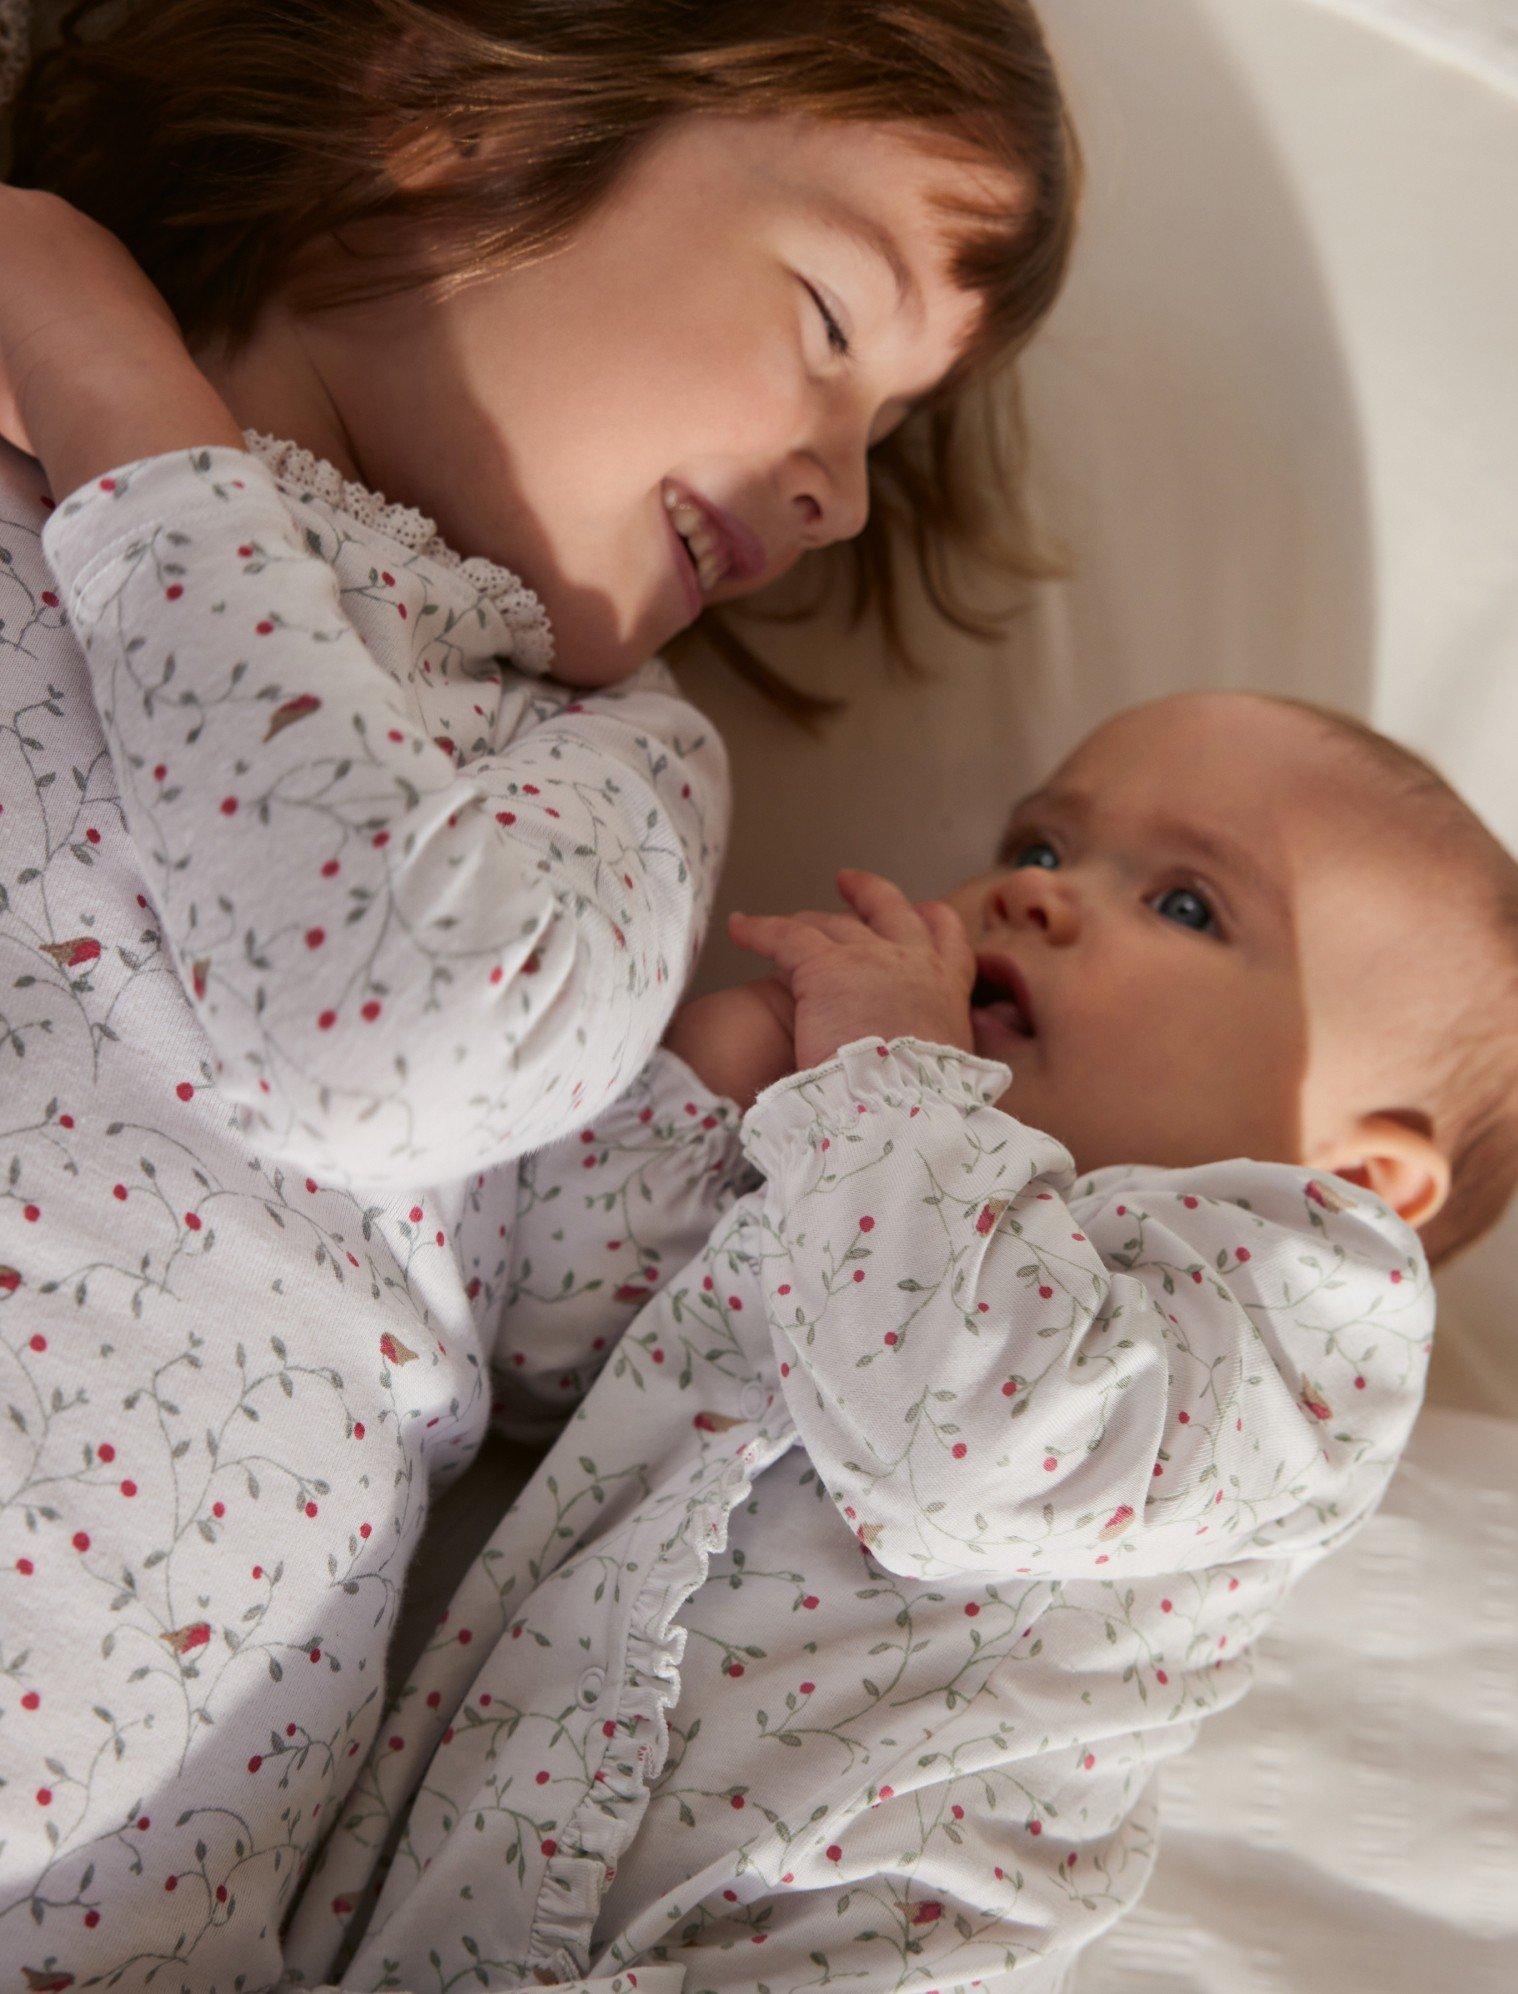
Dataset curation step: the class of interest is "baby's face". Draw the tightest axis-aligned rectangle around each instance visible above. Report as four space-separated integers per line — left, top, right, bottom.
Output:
941 695 1409 1176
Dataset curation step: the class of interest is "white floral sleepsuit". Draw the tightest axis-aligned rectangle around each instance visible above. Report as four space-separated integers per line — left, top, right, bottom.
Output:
0 433 726 1993
279 1040 1434 1994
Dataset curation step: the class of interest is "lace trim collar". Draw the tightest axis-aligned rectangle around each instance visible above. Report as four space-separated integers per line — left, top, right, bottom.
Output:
242 429 555 675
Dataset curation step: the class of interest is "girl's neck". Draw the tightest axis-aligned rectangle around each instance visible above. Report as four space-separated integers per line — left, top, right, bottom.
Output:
191 303 366 487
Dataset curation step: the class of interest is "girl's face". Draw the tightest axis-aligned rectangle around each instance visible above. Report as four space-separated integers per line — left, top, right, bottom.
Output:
285 116 1016 683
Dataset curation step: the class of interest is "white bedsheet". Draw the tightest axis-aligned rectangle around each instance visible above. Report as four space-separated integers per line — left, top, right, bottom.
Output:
1068 1402 1518 1992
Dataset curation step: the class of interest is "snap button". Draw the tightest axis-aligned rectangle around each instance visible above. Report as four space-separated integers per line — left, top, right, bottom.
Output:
740 1382 768 1421
577 1667 606 1708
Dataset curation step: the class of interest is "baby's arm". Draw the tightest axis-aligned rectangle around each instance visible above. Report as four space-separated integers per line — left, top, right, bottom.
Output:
662 975 796 1110
734 872 1435 1582
742 1036 1433 1582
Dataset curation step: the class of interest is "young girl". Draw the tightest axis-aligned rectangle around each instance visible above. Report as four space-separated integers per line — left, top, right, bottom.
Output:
0 2 1078 1988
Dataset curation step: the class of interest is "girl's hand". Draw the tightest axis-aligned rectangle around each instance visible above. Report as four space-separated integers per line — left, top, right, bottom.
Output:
729 867 977 1073
662 977 796 1111
0 188 242 488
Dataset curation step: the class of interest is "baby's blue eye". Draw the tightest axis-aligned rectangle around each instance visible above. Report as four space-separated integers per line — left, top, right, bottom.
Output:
1012 839 1060 871
1152 886 1217 934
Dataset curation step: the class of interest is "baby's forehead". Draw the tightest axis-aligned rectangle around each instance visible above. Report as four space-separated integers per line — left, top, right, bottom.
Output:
1023 703 1287 823
1039 697 1391 839
1058 692 1333 786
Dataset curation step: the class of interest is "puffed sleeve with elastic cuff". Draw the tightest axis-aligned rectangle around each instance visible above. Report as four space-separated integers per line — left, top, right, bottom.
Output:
41 446 729 1190
741 1035 1434 1583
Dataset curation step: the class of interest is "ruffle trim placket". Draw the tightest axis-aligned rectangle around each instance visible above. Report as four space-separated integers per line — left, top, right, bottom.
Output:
529 1407 793 1979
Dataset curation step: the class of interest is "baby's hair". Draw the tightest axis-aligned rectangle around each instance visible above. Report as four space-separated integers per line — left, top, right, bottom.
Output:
1277 698 1518 1267
12 0 1081 715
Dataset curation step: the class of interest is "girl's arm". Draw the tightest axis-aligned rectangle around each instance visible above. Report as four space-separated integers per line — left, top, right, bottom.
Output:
740 1036 1434 1583
1 187 246 482
40 441 728 1185
7 194 729 1188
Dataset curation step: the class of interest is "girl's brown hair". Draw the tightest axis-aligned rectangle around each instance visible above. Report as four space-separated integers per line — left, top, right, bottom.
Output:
13 0 1080 711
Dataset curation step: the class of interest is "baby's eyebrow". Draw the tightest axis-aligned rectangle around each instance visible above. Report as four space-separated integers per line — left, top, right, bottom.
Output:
998 785 1075 857
1145 816 1291 923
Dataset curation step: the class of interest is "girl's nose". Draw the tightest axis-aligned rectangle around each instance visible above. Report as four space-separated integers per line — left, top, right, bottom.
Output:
988 869 1081 945
783 434 871 550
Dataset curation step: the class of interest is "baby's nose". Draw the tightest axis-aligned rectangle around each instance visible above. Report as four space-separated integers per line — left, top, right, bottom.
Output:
990 870 1080 943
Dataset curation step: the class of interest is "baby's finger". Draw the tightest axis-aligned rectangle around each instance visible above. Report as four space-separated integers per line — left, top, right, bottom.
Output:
778 909 869 945
836 867 924 944
728 911 839 976
917 899 976 977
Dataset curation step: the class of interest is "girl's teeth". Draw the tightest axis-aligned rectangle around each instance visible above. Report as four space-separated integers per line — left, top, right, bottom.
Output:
663 488 728 593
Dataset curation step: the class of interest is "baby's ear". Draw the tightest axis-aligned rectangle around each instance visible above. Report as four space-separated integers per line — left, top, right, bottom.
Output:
1308 1111 1450 1230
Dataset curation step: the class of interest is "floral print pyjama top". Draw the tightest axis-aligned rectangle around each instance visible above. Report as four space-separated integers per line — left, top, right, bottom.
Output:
0 433 726 1992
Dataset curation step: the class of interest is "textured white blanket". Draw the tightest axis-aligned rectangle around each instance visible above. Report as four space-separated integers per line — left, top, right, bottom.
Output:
1070 1403 1518 1990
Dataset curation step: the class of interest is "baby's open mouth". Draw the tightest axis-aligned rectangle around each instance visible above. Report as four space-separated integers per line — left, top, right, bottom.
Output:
971 952 1037 1039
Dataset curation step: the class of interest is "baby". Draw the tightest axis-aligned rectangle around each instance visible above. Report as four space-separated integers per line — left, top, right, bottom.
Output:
288 689 1518 1990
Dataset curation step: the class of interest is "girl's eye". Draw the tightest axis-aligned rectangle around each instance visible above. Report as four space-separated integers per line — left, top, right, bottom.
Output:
803 281 851 359
1151 885 1218 934
1011 838 1059 871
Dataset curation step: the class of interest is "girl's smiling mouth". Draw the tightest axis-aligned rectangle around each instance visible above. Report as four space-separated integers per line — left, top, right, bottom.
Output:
661 479 767 612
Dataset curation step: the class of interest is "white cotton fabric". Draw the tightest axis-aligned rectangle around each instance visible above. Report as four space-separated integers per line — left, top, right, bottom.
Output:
276 1039 1432 1992
0 432 726 1993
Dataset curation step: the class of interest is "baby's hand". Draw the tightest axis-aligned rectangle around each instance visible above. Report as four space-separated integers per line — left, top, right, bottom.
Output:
730 868 976 1073
0 188 240 488
662 977 796 1110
